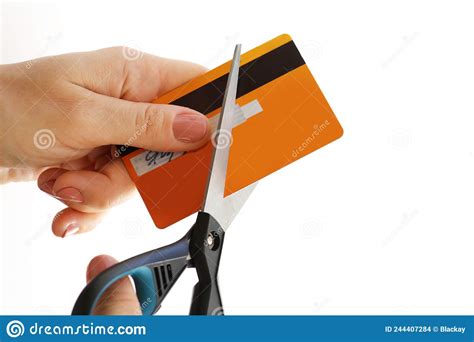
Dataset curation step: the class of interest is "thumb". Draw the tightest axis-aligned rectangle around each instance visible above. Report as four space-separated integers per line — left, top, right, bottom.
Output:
85 93 211 152
86 255 142 315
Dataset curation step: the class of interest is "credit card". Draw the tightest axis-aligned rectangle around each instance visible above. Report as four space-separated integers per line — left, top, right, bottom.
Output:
119 34 343 228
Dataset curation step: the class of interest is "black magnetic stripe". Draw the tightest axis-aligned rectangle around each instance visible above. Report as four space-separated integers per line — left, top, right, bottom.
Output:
119 40 305 156
171 40 305 113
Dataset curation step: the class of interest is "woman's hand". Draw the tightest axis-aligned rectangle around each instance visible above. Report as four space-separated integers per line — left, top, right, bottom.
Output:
86 255 142 315
0 47 210 237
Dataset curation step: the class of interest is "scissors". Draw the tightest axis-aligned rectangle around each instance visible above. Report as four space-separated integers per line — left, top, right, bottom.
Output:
72 44 255 315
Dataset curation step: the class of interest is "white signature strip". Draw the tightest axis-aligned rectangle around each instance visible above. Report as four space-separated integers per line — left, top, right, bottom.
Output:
130 99 263 177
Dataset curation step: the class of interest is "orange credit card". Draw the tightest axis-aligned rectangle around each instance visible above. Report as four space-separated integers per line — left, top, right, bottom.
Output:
119 34 343 228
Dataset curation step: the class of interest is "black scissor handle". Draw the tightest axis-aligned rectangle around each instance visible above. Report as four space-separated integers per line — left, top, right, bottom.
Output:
72 237 189 315
189 212 226 315
72 212 226 315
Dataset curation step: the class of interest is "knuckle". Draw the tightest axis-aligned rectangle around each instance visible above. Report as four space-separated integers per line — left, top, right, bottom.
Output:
106 46 127 58
135 105 166 138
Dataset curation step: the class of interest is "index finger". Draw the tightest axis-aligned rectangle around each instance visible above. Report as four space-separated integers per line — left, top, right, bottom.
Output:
63 47 206 102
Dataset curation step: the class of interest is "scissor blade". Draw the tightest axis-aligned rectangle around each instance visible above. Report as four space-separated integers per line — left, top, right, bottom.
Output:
215 182 257 231
202 44 241 226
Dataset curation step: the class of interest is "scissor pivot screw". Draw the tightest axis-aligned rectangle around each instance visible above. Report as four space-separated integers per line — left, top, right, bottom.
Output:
206 232 221 251
206 234 214 247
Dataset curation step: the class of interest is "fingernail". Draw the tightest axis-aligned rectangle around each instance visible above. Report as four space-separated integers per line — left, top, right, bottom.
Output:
54 187 84 203
62 223 80 238
173 112 208 143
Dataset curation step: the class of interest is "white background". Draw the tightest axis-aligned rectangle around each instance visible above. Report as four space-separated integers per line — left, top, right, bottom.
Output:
1 0 474 315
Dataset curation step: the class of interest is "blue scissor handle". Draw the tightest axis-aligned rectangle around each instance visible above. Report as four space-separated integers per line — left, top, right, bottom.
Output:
72 236 189 315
